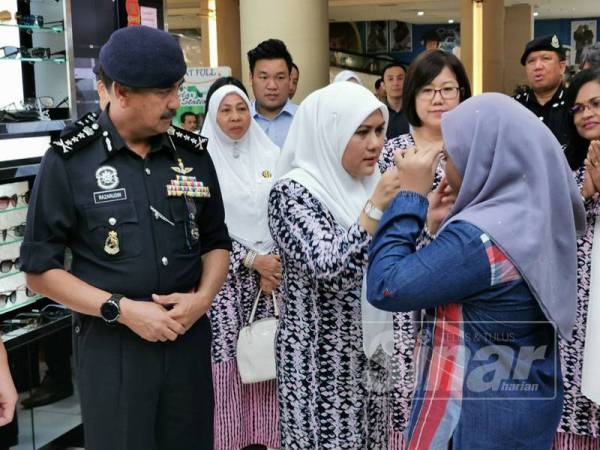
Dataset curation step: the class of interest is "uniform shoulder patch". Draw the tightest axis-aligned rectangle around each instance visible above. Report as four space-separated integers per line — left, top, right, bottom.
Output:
167 125 208 152
51 115 102 158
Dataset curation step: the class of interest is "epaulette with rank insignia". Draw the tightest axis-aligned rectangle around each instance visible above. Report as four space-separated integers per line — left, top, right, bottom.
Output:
51 113 102 158
167 125 208 152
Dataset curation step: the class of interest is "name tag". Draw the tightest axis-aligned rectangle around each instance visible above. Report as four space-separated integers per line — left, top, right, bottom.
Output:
93 188 127 204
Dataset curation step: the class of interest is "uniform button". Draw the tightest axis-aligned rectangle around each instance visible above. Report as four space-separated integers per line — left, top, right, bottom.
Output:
74 326 81 334
161 257 168 266
145 168 151 175
108 217 117 226
189 213 194 219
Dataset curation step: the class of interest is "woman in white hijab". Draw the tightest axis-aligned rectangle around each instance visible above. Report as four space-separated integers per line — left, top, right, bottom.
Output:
268 81 402 449
333 69 364 85
201 83 281 450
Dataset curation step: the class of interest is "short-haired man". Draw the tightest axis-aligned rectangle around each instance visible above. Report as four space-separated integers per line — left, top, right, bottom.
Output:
374 78 386 101
22 26 231 450
247 38 298 148
289 62 299 100
515 34 570 147
180 111 198 132
382 62 410 139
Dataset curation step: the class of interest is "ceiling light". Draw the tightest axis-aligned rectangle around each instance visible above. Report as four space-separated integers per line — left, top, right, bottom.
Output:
417 11 424 16
533 11 539 17
448 19 454 23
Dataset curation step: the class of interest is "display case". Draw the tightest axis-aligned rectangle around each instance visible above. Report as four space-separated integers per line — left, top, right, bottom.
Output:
0 0 77 138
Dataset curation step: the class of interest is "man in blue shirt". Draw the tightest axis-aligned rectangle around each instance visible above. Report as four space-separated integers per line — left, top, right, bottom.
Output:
247 39 298 148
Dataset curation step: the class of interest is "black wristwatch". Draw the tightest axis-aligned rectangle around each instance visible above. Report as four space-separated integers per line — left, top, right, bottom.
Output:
100 293 123 324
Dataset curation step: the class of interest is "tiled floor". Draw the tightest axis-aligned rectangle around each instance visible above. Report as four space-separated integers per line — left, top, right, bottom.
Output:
13 390 81 450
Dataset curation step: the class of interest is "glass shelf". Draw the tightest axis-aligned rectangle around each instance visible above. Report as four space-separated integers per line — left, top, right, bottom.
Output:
0 22 64 33
0 271 23 282
0 56 66 64
0 295 42 316
0 206 28 215
0 238 23 248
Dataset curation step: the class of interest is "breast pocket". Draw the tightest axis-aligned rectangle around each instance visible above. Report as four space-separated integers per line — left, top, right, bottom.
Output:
169 197 203 255
83 201 142 260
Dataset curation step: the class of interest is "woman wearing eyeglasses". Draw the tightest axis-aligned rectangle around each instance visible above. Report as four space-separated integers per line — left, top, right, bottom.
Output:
553 68 600 450
378 49 471 448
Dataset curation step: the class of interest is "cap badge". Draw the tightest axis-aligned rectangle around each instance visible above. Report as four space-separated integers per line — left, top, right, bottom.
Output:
551 35 559 48
96 166 120 190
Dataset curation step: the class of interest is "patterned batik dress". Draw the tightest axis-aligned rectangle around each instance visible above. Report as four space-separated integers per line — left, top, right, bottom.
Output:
553 168 600 450
380 133 435 449
268 178 391 450
208 239 279 450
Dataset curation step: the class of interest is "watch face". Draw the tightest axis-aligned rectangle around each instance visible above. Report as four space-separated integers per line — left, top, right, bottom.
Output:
101 301 119 322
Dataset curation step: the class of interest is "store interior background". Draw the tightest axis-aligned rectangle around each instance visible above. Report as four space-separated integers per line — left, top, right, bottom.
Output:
0 0 598 449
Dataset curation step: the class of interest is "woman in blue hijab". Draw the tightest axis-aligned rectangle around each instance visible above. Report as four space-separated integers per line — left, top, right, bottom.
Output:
367 93 585 449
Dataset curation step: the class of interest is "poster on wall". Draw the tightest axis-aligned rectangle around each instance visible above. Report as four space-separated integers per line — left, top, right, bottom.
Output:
366 21 389 54
571 20 597 66
175 66 232 128
389 21 412 52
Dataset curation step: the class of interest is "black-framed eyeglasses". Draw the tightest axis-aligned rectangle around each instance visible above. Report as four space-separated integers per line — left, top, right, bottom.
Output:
0 258 20 273
0 222 26 242
0 192 29 209
570 97 600 116
418 86 462 101
0 46 56 60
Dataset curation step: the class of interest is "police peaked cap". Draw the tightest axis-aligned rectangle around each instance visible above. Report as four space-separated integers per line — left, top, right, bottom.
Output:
520 34 565 65
99 26 187 88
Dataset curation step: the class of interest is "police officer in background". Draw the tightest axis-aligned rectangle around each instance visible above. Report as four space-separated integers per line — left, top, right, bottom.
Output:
515 34 571 148
20 26 231 450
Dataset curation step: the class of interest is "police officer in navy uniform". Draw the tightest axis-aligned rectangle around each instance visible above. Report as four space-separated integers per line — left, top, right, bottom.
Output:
514 34 571 148
20 26 231 450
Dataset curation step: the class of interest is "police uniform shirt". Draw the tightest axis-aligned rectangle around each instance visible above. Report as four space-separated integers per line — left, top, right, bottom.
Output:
514 84 570 148
20 110 232 299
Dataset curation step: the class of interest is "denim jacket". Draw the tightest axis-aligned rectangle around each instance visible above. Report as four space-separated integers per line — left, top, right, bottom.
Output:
367 192 562 450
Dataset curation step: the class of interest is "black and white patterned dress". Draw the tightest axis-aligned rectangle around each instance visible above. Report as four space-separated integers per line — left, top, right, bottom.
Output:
268 178 390 450
553 168 600 450
208 239 279 450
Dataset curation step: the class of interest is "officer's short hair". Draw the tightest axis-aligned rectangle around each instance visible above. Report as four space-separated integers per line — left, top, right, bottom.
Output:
97 66 115 93
205 77 248 113
180 112 197 123
403 49 472 127
375 78 383 90
291 62 299 73
247 39 293 74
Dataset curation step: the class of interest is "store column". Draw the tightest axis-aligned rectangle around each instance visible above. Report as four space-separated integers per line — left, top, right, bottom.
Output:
503 4 534 95
460 0 505 94
239 0 329 101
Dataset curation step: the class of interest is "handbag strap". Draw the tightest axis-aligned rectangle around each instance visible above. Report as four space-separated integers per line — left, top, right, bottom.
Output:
248 290 280 324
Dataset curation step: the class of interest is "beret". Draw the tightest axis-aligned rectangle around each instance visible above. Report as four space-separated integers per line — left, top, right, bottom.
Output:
521 34 565 65
99 26 186 88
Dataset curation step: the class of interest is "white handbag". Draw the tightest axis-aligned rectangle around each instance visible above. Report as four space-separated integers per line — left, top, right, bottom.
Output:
236 290 279 384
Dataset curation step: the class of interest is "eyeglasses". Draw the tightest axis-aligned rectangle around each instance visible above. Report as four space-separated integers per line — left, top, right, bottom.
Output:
0 192 29 209
417 86 462 101
0 284 35 306
0 222 26 242
0 46 58 60
570 97 600 116
0 258 20 273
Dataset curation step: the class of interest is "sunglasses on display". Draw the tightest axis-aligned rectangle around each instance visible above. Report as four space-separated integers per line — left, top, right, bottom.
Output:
0 192 29 209
0 258 20 273
0 223 26 242
0 46 64 61
570 98 600 116
0 284 36 306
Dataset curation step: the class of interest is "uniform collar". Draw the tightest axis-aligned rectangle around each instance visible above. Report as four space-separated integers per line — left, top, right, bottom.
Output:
97 107 177 161
525 83 566 109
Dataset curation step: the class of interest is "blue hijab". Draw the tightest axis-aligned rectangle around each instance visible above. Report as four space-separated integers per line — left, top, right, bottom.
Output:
440 93 586 339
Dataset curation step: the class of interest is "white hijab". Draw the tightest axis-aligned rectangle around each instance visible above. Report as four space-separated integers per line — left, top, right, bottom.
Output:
333 70 363 85
276 81 393 358
201 85 280 253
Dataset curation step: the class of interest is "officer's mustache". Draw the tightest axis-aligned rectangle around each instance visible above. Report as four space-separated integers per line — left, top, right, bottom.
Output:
161 110 176 120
